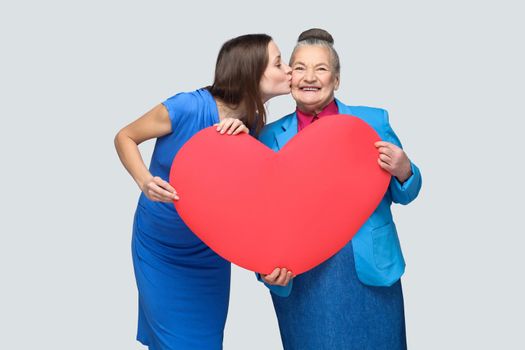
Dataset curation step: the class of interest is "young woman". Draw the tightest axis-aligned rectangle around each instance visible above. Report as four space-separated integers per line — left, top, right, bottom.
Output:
114 34 291 349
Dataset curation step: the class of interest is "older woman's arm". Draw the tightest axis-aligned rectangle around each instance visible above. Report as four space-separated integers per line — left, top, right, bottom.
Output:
255 269 294 297
375 109 422 205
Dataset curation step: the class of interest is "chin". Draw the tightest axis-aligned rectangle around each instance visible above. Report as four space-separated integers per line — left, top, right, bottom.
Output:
299 98 321 106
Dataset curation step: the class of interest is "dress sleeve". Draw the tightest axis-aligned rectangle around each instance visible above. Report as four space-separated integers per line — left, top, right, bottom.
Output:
161 92 197 132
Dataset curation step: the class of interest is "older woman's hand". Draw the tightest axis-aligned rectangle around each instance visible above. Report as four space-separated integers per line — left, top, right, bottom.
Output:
374 141 413 184
260 268 294 287
215 118 249 135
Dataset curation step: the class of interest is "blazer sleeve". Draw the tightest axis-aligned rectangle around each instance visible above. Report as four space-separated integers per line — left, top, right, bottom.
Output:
383 109 422 205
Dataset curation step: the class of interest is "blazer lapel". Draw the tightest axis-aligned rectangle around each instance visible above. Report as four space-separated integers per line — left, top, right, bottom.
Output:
275 114 298 150
273 101 352 151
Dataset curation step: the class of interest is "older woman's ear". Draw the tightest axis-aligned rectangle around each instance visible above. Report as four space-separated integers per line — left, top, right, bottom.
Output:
334 75 341 91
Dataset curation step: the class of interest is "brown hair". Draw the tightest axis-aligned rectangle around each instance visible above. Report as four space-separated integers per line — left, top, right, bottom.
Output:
291 28 340 77
208 34 272 136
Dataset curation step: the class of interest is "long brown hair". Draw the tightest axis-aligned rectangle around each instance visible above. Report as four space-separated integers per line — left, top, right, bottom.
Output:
208 34 272 136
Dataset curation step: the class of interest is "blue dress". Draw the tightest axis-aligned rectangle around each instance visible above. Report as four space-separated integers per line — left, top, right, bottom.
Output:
131 89 230 349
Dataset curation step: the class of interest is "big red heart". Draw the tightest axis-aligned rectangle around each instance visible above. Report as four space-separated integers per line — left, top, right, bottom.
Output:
169 115 390 275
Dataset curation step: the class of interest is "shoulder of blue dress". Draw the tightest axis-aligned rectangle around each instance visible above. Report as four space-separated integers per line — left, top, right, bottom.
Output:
189 88 210 104
195 87 211 97
193 88 220 119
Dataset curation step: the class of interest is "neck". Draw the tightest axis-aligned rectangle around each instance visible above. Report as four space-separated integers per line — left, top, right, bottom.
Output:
215 98 247 121
300 107 323 116
298 100 334 116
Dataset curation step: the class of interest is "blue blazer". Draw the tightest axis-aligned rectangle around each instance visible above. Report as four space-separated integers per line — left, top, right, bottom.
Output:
256 99 422 297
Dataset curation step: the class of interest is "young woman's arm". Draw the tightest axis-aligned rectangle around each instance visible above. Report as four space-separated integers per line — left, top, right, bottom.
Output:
115 104 249 202
114 104 178 202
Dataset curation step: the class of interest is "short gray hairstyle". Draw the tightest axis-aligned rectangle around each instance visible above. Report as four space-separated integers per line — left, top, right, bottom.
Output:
290 28 340 77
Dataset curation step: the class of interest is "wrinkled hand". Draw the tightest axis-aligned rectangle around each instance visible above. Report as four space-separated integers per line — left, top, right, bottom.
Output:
260 268 294 287
375 141 412 183
142 175 179 202
215 118 249 135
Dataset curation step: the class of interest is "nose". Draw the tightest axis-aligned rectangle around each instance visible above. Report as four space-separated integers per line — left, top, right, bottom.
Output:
284 63 292 75
304 67 316 83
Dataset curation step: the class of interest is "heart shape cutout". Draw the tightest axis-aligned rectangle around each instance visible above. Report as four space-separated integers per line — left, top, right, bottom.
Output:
169 115 390 275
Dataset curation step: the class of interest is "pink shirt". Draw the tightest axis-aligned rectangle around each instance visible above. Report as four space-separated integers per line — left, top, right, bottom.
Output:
296 99 339 132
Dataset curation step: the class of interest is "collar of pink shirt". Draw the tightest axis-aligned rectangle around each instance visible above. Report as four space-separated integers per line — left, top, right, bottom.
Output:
296 99 339 132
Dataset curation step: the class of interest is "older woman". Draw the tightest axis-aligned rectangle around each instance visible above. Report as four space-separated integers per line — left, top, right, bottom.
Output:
258 29 422 349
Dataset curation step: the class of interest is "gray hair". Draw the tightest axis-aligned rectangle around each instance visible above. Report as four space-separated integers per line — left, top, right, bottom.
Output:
290 29 340 77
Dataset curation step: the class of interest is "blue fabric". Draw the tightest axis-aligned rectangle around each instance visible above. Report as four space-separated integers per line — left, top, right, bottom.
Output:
132 88 231 349
256 271 293 297
257 100 421 348
258 99 422 293
271 242 407 350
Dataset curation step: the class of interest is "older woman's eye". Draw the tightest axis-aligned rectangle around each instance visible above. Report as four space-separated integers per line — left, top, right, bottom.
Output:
293 66 305 71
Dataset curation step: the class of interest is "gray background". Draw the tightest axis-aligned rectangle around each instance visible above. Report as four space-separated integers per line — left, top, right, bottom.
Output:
1 0 523 349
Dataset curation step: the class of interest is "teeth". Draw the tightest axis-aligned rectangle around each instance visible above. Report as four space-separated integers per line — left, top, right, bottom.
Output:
302 87 319 91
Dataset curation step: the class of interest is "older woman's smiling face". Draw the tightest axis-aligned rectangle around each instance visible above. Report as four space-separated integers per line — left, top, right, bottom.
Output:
291 45 340 114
